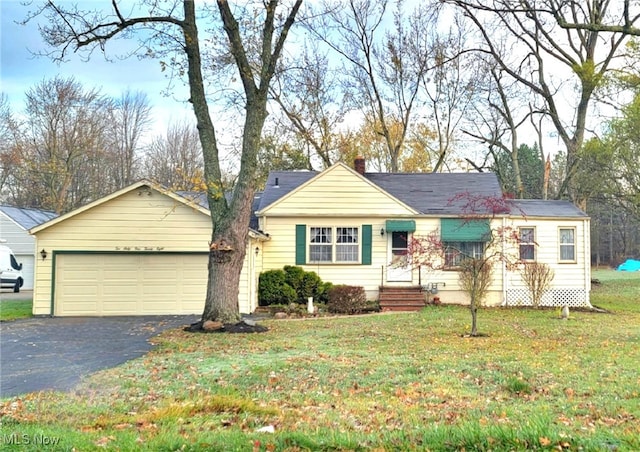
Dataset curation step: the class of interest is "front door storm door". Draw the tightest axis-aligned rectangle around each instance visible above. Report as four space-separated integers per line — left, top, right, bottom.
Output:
387 231 412 282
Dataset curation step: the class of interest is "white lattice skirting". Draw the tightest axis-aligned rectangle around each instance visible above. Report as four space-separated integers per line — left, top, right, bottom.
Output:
505 289 590 308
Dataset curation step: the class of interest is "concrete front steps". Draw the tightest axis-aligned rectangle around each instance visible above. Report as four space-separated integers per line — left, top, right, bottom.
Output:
379 286 427 312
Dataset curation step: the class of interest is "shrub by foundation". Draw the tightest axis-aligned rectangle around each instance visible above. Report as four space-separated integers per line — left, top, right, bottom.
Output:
327 285 368 314
259 267 332 306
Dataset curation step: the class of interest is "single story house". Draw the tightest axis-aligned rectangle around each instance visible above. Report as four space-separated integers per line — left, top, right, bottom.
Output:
30 160 591 316
255 160 591 309
0 205 57 290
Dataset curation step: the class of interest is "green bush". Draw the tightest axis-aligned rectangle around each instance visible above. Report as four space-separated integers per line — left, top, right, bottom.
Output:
284 266 331 303
327 285 368 314
258 270 297 306
259 267 332 307
316 281 333 304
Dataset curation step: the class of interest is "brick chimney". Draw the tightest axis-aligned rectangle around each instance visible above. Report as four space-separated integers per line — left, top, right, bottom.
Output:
354 156 365 175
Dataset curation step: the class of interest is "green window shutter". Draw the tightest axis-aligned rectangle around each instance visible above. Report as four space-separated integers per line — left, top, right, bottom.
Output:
295 224 306 265
361 224 372 265
441 218 491 242
385 219 416 232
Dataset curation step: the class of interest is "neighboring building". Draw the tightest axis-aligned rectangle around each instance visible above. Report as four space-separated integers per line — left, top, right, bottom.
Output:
0 206 57 290
30 160 591 316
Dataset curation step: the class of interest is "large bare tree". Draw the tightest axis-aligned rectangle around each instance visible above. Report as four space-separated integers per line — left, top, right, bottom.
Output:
30 0 303 324
2 79 152 211
420 12 477 173
0 95 21 196
17 77 112 213
463 57 540 198
308 0 435 172
107 90 153 188
445 0 639 204
269 44 347 169
142 120 204 190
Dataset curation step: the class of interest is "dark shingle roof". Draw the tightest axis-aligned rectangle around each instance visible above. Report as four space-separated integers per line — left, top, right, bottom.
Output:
509 200 588 218
178 166 584 221
0 205 58 230
366 172 503 215
258 171 318 212
258 170 505 215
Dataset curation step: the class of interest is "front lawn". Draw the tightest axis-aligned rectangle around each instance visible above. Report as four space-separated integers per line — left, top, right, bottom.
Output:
1 271 639 451
0 299 33 321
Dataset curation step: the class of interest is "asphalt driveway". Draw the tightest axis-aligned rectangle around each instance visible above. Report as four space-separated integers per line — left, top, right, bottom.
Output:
0 315 198 398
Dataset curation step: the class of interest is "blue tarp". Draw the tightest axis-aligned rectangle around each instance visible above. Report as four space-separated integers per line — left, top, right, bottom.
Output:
617 259 640 271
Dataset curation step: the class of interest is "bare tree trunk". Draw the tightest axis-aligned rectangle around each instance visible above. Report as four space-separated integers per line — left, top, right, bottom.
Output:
31 0 302 325
470 301 478 336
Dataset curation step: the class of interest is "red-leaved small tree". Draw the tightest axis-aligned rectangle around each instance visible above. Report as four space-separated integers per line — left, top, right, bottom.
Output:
407 193 523 336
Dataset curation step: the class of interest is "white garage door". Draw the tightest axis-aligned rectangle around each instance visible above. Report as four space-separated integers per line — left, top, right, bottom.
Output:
17 254 35 290
55 253 208 316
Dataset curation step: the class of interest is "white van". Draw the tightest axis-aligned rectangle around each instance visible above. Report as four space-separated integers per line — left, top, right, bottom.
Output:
0 244 24 292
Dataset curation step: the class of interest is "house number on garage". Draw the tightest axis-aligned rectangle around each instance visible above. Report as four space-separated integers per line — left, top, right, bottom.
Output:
115 246 165 251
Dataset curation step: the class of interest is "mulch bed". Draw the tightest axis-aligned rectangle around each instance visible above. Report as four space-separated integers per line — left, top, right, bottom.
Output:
184 320 269 334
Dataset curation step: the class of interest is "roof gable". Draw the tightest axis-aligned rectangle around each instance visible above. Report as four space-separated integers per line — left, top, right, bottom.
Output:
258 162 418 216
30 180 210 234
259 166 505 216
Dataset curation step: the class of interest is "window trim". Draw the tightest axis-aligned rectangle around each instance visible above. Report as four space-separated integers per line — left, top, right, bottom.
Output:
518 226 536 261
308 225 361 264
558 227 577 263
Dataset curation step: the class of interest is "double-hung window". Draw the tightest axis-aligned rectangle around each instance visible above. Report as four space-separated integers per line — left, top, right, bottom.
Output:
444 241 484 268
559 227 576 262
309 227 333 263
309 226 359 263
519 227 535 261
336 227 359 262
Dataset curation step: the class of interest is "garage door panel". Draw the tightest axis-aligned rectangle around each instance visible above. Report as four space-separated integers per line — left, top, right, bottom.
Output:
102 283 138 295
55 254 207 316
102 304 138 315
103 269 139 281
142 283 179 301
59 268 100 281
141 271 177 281
58 284 100 300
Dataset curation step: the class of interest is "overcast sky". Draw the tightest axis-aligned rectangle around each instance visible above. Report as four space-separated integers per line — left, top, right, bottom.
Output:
1 1 192 136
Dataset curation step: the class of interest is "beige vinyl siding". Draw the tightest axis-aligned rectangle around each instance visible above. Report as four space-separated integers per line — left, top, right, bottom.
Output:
262 164 416 217
414 218 505 306
505 218 590 289
262 217 388 299
32 186 256 315
239 239 264 314
260 217 505 304
244 240 263 314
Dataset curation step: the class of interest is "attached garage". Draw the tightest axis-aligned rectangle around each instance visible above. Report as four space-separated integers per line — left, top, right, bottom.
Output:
30 181 265 317
54 253 208 316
